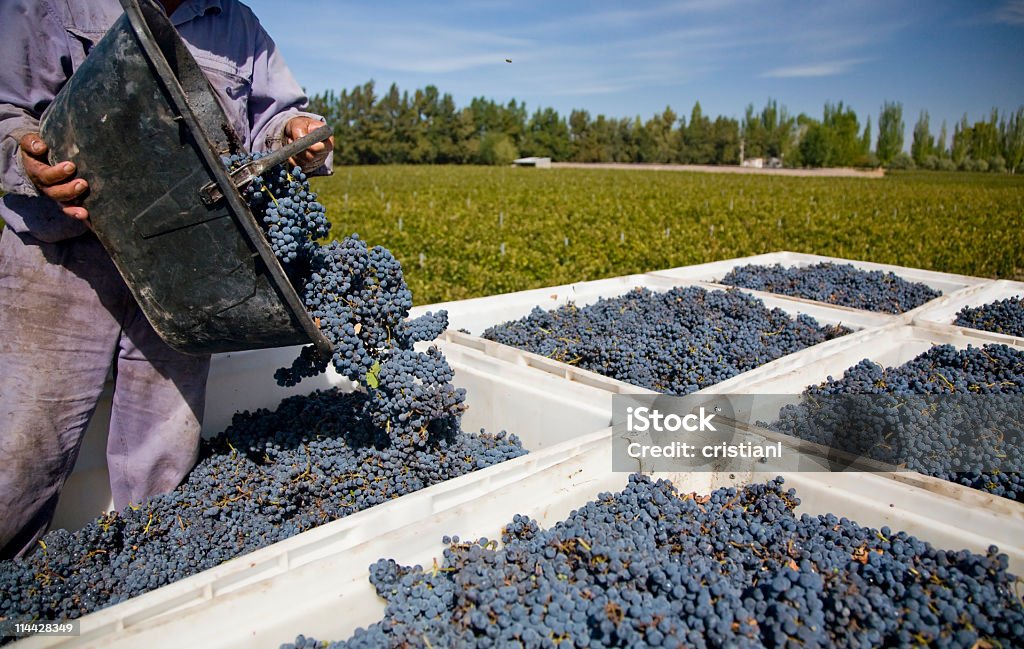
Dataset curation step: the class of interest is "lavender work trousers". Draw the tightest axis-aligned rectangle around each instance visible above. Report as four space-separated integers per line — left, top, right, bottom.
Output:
0 228 210 559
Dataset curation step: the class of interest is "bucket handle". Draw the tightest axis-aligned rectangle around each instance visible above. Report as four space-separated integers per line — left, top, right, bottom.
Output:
198 124 333 206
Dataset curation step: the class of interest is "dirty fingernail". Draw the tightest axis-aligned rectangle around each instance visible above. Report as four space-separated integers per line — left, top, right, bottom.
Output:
64 162 75 173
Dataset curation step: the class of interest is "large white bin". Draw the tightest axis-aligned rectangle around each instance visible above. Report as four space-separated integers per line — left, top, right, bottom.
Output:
704 323 1024 516
413 269 898 401
19 430 1022 649
912 279 1024 346
718 323 1024 397
415 269 895 336
647 251 987 315
53 340 618 532
23 340 621 647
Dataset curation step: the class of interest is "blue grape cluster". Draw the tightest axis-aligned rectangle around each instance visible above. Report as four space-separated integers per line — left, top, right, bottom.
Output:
225 153 329 264
281 235 462 449
768 344 1024 502
720 262 942 314
482 287 850 394
227 155 462 450
284 235 448 382
360 347 467 450
954 296 1024 336
282 475 1024 648
0 389 525 625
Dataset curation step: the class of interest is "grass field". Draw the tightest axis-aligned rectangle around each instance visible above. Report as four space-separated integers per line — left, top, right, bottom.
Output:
313 167 1024 305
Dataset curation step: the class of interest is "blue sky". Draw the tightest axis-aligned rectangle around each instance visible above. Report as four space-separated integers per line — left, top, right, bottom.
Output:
246 0 1024 145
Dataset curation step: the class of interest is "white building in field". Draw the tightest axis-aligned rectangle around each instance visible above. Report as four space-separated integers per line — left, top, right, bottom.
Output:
512 157 551 168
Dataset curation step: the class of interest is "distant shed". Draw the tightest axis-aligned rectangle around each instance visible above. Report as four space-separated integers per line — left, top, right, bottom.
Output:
512 156 551 168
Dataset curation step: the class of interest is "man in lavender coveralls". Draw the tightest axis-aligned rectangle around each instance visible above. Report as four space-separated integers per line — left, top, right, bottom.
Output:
0 0 334 559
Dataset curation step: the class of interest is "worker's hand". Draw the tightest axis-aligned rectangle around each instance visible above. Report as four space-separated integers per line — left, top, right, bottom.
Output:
283 116 333 172
19 133 89 220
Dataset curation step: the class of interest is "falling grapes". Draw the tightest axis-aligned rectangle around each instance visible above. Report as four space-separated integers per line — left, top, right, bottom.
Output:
226 153 461 449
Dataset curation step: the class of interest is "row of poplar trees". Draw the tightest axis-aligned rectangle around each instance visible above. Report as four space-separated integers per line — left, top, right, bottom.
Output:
308 81 1024 172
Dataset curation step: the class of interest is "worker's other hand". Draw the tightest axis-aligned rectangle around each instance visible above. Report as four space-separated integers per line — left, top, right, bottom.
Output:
19 133 89 220
283 116 333 172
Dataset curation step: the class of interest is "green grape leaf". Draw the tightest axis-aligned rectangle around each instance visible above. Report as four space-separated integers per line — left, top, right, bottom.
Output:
364 360 381 389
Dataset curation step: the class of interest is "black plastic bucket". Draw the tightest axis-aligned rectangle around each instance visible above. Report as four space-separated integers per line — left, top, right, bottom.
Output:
39 0 331 357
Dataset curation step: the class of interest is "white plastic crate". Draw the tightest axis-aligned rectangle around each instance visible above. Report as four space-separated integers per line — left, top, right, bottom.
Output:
648 251 986 316
21 431 1022 649
441 322 905 400
912 279 1024 346
409 272 669 335
718 323 1024 396
21 339 623 647
700 324 1024 516
419 274 897 402
412 269 895 336
53 340 618 531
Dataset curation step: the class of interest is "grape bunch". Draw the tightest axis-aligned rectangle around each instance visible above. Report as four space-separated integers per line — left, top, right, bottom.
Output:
224 153 329 265
720 262 942 314
954 296 1024 336
482 287 850 394
282 475 1024 648
227 154 461 449
0 389 526 625
767 344 1024 502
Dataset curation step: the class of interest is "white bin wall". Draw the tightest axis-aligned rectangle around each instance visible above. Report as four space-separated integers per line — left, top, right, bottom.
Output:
35 438 1022 649
911 280 1024 347
51 341 615 532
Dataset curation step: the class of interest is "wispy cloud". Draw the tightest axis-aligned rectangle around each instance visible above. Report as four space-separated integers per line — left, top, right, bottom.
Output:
992 0 1024 25
761 59 867 79
250 0 1024 133
347 52 514 75
540 0 755 31
285 16 535 75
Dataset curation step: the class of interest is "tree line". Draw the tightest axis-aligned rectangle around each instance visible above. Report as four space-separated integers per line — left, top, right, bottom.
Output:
308 81 1024 172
